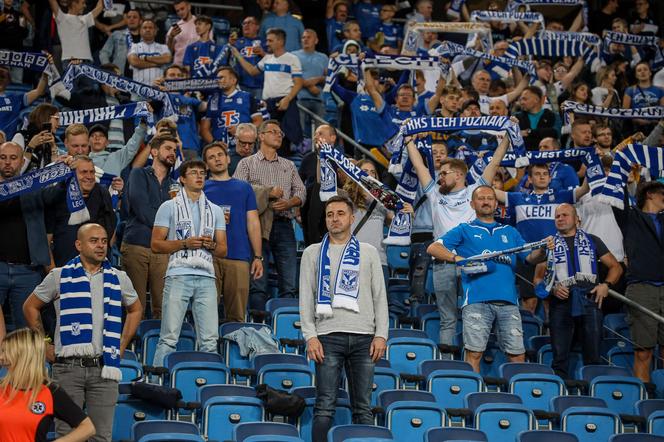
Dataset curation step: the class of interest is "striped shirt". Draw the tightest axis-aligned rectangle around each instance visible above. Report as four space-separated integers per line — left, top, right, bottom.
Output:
233 149 306 219
257 52 302 100
105 95 125 151
128 41 171 85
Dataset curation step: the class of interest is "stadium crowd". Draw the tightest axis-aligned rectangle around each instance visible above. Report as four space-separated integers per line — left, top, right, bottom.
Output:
0 0 663 440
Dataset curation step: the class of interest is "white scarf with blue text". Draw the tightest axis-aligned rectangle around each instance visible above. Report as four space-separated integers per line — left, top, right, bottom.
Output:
169 188 216 274
316 233 361 318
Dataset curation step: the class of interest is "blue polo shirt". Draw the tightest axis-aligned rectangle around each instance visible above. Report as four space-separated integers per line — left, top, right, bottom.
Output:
441 219 530 306
292 49 328 101
0 92 27 139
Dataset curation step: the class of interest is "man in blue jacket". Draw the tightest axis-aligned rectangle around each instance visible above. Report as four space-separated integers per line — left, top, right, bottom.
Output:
427 185 551 372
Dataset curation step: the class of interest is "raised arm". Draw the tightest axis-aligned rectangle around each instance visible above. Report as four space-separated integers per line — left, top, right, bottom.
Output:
559 57 584 91
231 46 261 76
406 139 433 188
91 0 104 19
481 133 509 185
426 73 447 114
574 176 590 201
505 72 529 104
47 0 60 15
363 68 384 111
26 73 48 105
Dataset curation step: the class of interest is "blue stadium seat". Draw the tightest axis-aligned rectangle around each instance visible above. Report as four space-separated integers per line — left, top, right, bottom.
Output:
137 435 204 442
636 399 664 418
609 436 664 442
219 322 275 380
649 410 664 434
113 384 167 441
120 359 143 382
327 425 393 442
518 430 578 442
270 305 304 353
421 311 440 343
143 326 196 367
123 349 138 361
560 406 621 442
424 427 488 441
377 390 446 441
234 422 301 442
198 385 264 442
551 395 608 413
132 420 199 441
471 338 508 379
521 315 543 343
652 369 664 399
371 362 400 407
134 319 162 359
580 365 646 415
500 363 566 412
466 392 523 429
603 313 630 339
386 246 410 278
386 330 437 376
165 351 228 410
292 387 352 442
526 335 551 352
420 360 484 411
607 344 635 374
474 403 535 442
253 353 313 390
538 344 583 376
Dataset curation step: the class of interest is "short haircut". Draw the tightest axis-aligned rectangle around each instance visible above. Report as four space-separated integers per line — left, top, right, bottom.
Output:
539 137 560 149
259 119 280 133
72 154 94 165
441 86 461 96
527 163 550 175
303 28 318 38
600 154 614 169
471 184 496 200
216 66 239 81
141 18 156 27
266 28 286 41
126 8 142 17
343 20 359 33
179 159 207 177
173 0 188 5
202 141 228 160
324 194 355 212
65 124 88 140
195 15 212 25
149 135 178 150
396 84 415 96
166 64 187 75
156 118 177 130
636 180 664 210
440 158 468 175
236 123 258 138
572 118 591 130
593 123 612 136
523 85 543 99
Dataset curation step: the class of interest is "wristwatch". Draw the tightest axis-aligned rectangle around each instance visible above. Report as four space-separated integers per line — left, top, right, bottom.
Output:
604 281 614 290
253 256 264 261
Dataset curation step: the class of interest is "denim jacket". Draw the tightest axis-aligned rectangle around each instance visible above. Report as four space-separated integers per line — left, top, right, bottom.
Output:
224 327 280 359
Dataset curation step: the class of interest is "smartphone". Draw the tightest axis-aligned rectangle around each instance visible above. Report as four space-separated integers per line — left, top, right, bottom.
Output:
42 122 52 132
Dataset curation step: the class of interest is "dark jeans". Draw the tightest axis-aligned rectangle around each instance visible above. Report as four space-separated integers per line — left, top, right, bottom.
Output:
0 262 43 329
549 291 603 379
313 333 375 442
249 219 298 310
408 240 432 305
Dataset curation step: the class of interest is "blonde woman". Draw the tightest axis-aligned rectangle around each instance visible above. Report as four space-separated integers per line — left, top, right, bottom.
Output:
0 328 95 441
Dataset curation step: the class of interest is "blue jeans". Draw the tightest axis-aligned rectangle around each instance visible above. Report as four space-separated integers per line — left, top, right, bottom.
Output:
153 275 219 367
313 333 375 442
0 262 43 329
409 240 432 304
433 262 461 346
249 219 298 310
549 292 603 379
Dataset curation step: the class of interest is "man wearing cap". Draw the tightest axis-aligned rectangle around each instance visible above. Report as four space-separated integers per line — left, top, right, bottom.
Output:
182 15 221 79
88 121 149 177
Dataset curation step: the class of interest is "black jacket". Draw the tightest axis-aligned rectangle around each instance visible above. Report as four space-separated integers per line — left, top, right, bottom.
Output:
515 109 558 151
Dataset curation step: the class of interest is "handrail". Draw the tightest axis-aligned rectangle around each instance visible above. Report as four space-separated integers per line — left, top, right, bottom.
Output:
296 103 387 170
130 0 243 13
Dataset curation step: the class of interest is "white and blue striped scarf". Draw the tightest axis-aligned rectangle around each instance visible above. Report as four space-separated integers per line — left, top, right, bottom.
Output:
58 101 153 126
599 144 664 209
507 0 588 29
62 63 176 117
403 22 493 55
602 31 663 63
163 78 219 92
470 10 545 27
0 50 61 85
561 101 664 126
316 233 361 318
506 37 599 69
0 162 89 225
59 256 122 381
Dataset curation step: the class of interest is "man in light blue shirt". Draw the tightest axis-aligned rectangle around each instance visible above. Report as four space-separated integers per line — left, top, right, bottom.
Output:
293 29 328 138
150 159 227 367
259 0 305 52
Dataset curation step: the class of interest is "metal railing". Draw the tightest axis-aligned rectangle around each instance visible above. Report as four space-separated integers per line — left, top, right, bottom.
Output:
297 103 387 170
130 0 243 13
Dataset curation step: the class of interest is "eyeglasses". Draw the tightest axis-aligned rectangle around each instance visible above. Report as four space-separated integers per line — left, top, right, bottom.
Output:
186 170 207 177
237 140 255 146
263 129 284 137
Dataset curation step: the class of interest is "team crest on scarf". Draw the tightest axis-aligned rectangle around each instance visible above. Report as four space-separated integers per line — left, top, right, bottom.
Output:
71 322 81 336
340 270 359 291
176 221 191 240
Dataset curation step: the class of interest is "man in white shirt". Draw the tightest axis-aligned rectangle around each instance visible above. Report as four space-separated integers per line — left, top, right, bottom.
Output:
48 0 103 63
232 27 304 152
128 19 172 86
471 70 528 115
166 0 208 66
406 134 509 351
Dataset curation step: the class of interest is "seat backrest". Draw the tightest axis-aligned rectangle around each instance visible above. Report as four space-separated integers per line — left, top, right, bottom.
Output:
165 351 224 369
527 335 551 352
266 298 299 312
580 365 631 382
133 420 199 440
329 425 394 442
609 435 664 442
377 390 435 408
552 396 607 414
253 353 308 371
466 392 522 411
419 359 474 377
388 328 429 340
292 387 349 401
518 430 578 442
198 384 256 405
425 427 487 441
500 362 554 381
234 422 300 442
636 399 664 419
561 406 621 436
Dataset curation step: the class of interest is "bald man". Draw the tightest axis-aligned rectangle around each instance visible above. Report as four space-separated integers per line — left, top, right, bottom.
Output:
24 223 142 442
534 204 622 379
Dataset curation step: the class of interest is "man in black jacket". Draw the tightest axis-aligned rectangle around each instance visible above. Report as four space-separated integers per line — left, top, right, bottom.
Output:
515 86 558 151
613 180 664 382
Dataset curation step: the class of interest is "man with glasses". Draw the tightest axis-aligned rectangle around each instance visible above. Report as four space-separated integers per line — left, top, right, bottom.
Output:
150 159 227 367
201 67 262 174
236 123 258 158
234 120 306 310
231 16 265 100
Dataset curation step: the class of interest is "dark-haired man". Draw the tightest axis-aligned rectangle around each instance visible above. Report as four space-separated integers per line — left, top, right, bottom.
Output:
151 159 227 367
182 15 220 78
99 8 142 76
514 86 557 151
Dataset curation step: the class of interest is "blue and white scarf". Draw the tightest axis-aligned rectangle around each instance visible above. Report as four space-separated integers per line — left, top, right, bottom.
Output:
549 229 597 288
163 78 219 92
603 31 660 50
467 147 604 194
0 162 89 225
169 187 216 274
507 0 588 29
538 30 601 45
103 0 113 10
599 144 664 209
316 233 361 318
506 37 599 70
0 50 67 98
59 256 122 381
62 63 175 117
470 10 545 27
561 101 664 126
58 101 153 126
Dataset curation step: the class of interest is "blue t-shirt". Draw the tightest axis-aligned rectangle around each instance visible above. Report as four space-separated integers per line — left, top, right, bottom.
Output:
204 178 258 261
353 1 381 38
379 22 403 48
441 219 529 305
349 93 395 146
625 85 664 109
170 93 202 153
507 189 575 242
153 196 226 278
205 90 258 149
234 37 265 89
518 162 579 192
182 40 222 78
292 49 328 101
325 18 344 51
0 92 27 139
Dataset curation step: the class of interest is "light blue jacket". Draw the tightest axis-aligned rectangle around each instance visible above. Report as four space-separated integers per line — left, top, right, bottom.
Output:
99 30 135 74
90 124 146 176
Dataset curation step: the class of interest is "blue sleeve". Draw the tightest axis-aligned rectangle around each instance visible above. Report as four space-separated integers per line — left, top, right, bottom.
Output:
153 201 171 228
183 46 194 68
384 70 410 105
19 93 28 108
441 225 464 251
625 87 635 100
245 183 258 211
173 93 201 107
331 78 355 104
559 189 575 204
562 167 579 189
506 192 518 208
